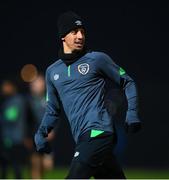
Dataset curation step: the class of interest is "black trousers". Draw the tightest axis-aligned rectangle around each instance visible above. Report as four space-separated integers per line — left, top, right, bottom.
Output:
66 130 126 179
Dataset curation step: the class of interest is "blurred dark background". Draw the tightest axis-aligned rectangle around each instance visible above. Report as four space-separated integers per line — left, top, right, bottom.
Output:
0 0 168 171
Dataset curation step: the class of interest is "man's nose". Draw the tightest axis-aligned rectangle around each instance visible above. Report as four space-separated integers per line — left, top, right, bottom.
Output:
76 31 83 39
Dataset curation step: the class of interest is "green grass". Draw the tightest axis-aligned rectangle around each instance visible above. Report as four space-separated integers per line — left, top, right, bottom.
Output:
43 167 68 179
124 168 169 179
2 167 169 179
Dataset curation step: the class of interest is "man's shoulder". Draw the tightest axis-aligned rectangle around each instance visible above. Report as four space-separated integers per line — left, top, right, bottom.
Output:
86 51 110 60
46 59 63 72
86 51 107 57
85 51 112 65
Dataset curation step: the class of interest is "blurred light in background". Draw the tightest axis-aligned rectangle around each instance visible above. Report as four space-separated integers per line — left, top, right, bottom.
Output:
21 64 38 82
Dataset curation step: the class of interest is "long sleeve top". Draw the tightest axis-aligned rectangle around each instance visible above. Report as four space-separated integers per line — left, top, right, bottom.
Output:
37 51 140 143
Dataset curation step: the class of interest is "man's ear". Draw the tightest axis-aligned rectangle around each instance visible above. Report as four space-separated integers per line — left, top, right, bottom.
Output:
61 37 65 42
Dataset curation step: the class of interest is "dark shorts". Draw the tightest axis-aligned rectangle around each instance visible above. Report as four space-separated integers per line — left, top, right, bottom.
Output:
72 130 116 167
66 130 126 179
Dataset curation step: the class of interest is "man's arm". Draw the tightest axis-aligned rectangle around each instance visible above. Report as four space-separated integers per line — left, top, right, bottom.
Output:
97 52 141 132
34 68 61 153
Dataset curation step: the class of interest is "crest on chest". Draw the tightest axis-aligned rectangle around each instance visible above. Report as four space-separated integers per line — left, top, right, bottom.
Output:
78 63 89 75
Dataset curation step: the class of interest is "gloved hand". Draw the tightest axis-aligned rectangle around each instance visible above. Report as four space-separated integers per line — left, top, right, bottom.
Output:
125 122 142 133
34 132 51 154
125 109 142 133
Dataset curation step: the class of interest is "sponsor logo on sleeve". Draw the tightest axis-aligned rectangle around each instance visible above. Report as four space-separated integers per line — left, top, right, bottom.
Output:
54 74 59 80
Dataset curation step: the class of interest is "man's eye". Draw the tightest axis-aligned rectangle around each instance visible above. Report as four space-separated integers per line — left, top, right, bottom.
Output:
71 31 77 34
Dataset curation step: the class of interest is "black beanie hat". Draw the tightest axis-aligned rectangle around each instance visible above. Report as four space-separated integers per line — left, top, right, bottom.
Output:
57 11 85 39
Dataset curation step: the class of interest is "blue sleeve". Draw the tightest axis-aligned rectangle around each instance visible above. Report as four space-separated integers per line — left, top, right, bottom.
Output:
97 52 140 125
37 68 61 137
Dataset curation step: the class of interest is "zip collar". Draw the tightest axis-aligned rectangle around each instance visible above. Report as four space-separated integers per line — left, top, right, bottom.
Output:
58 47 87 66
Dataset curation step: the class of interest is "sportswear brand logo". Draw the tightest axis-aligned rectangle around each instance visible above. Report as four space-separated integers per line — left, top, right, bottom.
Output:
78 63 89 75
54 74 59 80
75 20 82 26
74 151 79 157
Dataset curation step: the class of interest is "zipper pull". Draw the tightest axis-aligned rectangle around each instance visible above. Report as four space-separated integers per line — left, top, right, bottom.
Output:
68 65 71 77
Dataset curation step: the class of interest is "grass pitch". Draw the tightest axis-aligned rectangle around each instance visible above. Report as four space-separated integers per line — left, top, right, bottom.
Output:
2 167 169 179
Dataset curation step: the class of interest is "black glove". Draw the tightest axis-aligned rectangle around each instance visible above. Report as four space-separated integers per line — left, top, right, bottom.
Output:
125 122 142 133
34 132 52 154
